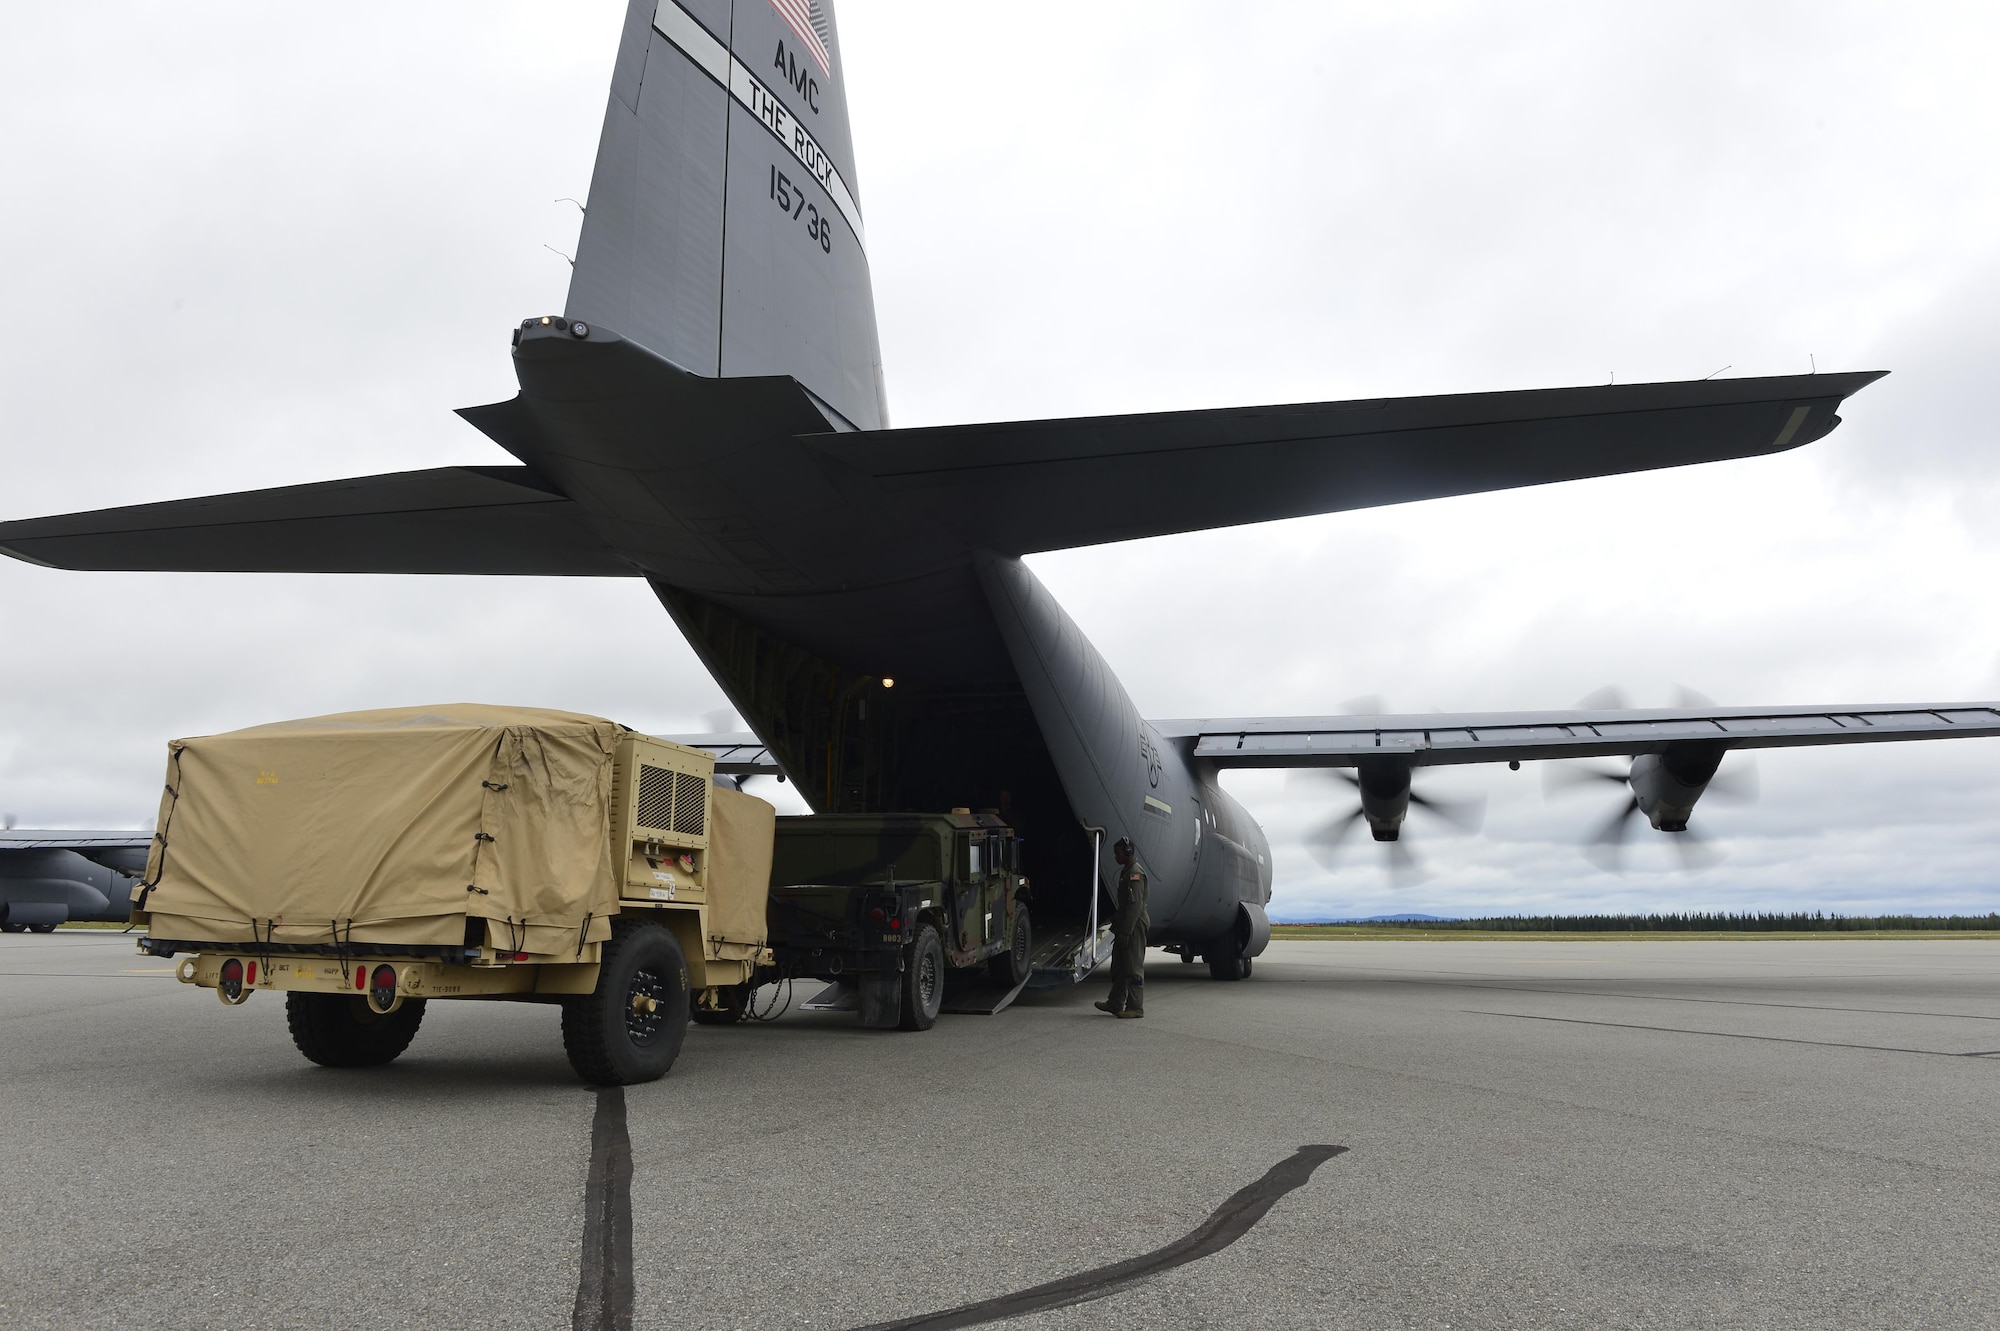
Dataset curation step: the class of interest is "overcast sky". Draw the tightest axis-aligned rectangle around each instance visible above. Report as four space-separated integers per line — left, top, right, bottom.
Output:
5 1 2000 920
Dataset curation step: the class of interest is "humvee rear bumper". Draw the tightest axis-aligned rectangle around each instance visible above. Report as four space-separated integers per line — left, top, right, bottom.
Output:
175 950 603 999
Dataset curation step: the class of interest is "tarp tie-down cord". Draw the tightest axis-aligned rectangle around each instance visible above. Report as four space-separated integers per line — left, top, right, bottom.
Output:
576 912 593 959
505 915 527 954
330 918 354 986
132 747 186 912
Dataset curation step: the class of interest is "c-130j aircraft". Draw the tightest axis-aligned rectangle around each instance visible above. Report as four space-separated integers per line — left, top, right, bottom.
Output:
5 0 1999 970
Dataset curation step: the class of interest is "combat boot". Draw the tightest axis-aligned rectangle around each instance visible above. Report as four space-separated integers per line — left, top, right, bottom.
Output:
1116 1007 1144 1018
1094 999 1120 1015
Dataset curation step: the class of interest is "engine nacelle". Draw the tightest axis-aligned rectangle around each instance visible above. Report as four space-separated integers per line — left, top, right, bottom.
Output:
1355 757 1413 841
1630 742 1727 832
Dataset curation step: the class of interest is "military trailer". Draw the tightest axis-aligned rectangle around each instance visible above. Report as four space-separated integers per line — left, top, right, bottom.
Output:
131 705 773 1085
765 810 1033 1030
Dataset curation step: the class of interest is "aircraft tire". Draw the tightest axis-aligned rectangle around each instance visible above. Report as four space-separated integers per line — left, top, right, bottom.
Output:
899 924 945 1031
988 908 1032 988
286 992 426 1068
0 923 23 934
691 982 748 1026
1207 938 1250 982
29 923 57 934
562 920 689 1085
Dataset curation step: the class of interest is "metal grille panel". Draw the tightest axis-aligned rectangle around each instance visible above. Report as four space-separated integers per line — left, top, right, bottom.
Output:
635 764 673 831
672 771 706 835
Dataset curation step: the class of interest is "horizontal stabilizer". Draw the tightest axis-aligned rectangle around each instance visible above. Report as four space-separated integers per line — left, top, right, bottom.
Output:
0 467 633 576
1158 702 2000 768
838 372 1884 554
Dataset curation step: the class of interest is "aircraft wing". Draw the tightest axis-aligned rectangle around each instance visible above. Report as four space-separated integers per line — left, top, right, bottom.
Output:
1154 703 2000 768
0 466 633 575
837 372 1884 555
0 831 151 848
660 733 785 776
1 830 153 876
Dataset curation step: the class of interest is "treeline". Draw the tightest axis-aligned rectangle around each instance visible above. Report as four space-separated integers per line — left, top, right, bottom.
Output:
1341 913 2000 932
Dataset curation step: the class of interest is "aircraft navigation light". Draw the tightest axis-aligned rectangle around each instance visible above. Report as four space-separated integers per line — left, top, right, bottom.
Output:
881 677 894 688
569 320 590 339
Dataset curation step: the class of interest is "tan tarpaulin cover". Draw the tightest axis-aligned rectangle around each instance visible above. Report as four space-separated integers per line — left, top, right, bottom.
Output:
707 786 774 946
135 704 622 953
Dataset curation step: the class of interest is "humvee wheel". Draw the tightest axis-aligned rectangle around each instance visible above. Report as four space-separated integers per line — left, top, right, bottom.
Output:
988 908 1032 988
690 983 747 1026
562 920 689 1085
899 924 945 1031
286 992 427 1068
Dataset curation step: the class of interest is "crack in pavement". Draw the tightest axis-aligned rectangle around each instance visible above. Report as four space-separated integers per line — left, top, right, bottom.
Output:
1468 1009 2000 1059
573 1086 633 1331
842 1144 1347 1331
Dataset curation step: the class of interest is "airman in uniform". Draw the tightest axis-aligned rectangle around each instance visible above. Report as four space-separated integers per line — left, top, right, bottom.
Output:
1095 836 1148 1018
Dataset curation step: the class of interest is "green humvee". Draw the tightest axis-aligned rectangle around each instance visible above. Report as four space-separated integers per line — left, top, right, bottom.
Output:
765 809 1033 1030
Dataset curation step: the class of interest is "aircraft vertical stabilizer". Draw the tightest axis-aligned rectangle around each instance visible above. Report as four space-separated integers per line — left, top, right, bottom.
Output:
565 0 888 430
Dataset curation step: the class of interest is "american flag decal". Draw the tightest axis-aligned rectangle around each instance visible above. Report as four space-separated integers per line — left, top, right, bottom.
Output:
768 0 833 77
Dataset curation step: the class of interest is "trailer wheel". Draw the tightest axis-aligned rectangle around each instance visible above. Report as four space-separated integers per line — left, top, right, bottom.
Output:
562 920 689 1085
988 907 1032 988
899 924 945 1031
690 983 747 1026
285 992 427 1068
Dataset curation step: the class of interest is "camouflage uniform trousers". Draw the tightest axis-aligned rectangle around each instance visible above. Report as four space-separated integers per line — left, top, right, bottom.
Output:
1104 860 1150 1014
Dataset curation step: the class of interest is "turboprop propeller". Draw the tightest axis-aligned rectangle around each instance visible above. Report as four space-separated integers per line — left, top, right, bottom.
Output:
1544 687 1758 870
1290 756 1486 884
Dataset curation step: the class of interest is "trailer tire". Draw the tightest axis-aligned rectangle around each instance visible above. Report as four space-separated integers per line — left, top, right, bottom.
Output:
899 924 945 1031
562 920 689 1085
286 992 426 1068
988 908 1032 988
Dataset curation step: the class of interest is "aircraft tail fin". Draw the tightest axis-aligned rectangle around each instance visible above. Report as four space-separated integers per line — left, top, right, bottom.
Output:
566 1 887 429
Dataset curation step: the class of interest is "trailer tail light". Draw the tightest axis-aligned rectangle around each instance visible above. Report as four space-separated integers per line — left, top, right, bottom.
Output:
868 907 885 922
245 961 258 986
369 965 398 1011
888 918 902 931
218 957 244 1001
355 967 368 991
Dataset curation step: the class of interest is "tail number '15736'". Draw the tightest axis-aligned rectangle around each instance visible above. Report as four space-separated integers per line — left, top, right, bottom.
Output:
770 166 833 254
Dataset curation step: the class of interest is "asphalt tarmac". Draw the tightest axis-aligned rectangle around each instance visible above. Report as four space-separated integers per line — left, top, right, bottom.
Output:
5 932 1998 1330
